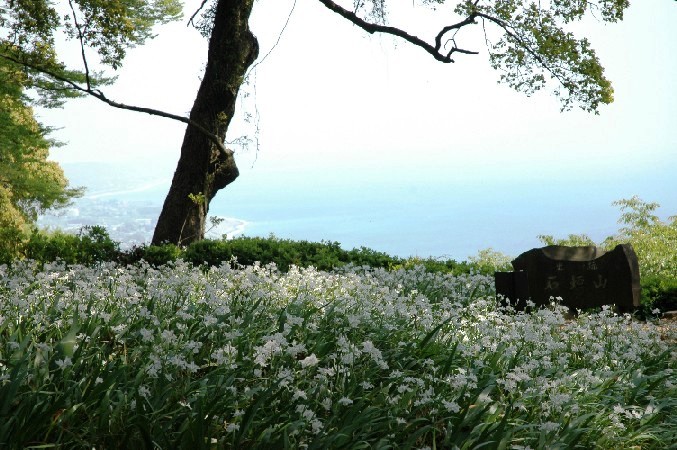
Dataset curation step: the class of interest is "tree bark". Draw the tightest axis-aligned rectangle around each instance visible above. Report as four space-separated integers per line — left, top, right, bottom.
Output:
151 0 258 246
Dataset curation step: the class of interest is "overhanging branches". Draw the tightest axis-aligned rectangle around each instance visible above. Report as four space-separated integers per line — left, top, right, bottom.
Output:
315 0 560 88
316 0 480 63
0 52 233 159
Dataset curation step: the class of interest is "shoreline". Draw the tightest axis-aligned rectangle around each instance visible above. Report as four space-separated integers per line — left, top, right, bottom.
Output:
205 216 249 240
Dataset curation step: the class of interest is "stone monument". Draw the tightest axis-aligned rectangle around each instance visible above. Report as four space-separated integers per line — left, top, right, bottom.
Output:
495 244 641 313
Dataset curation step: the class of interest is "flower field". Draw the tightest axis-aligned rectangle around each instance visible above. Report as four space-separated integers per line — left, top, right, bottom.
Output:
1 260 675 449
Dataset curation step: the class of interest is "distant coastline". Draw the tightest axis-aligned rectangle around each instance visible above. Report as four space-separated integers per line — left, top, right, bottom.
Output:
205 217 248 241
84 179 170 200
44 160 677 260
39 183 249 248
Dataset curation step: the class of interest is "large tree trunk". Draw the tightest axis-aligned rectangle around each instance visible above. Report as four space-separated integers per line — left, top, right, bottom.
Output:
151 0 258 246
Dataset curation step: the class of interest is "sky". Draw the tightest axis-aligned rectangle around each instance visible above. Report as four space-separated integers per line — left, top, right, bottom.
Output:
36 0 677 258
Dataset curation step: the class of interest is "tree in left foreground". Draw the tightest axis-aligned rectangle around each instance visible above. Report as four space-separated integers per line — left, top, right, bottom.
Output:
0 57 82 260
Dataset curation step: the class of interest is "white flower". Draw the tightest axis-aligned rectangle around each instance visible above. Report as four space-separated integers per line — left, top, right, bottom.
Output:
287 342 307 357
442 400 461 413
299 354 319 368
277 368 293 387
139 328 153 342
55 357 72 369
138 385 151 398
338 397 353 406
293 389 308 401
296 404 316 421
540 422 559 432
347 314 361 328
310 418 323 434
161 329 177 344
253 339 282 367
203 315 218 326
225 423 240 432
184 340 202 354
478 392 492 403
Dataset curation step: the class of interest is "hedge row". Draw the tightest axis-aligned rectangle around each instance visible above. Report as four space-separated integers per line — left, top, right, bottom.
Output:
5 226 675 316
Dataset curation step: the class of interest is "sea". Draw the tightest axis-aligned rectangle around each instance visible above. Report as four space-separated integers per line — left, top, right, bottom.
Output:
38 161 677 261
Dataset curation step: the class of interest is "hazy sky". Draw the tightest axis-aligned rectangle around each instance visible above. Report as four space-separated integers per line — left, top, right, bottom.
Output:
37 0 677 256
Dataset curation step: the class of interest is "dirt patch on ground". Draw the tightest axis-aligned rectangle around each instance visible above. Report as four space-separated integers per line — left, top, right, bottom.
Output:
656 312 677 344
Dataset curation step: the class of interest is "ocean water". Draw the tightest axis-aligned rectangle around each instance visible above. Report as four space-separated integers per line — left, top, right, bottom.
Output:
39 161 677 260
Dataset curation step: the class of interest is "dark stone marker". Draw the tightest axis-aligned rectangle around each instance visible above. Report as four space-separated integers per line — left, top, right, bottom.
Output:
494 271 530 307
495 244 640 313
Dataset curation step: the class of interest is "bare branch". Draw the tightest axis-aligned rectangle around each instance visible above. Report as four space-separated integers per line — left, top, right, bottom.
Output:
68 0 91 90
188 0 211 27
316 0 573 96
316 0 479 63
245 0 297 79
0 52 231 158
433 15 478 52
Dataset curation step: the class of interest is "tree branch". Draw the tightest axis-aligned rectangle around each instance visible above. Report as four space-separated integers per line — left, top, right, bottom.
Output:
187 0 210 27
433 14 478 52
316 0 479 63
68 0 91 90
0 52 232 159
316 1 571 93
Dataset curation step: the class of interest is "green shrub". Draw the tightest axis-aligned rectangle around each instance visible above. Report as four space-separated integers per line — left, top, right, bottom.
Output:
640 275 677 316
25 228 81 264
142 243 182 266
394 256 475 275
183 237 349 271
24 226 119 266
76 225 120 264
0 225 28 265
537 233 597 247
182 239 236 267
346 246 401 269
467 248 513 274
603 196 677 282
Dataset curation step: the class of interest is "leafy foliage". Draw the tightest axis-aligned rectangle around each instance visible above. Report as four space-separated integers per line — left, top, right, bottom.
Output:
538 233 597 247
467 247 513 272
604 196 676 281
23 225 119 266
348 0 627 112
538 196 677 314
0 0 182 72
4 0 631 118
181 236 394 272
603 197 677 315
453 0 624 112
0 57 82 262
